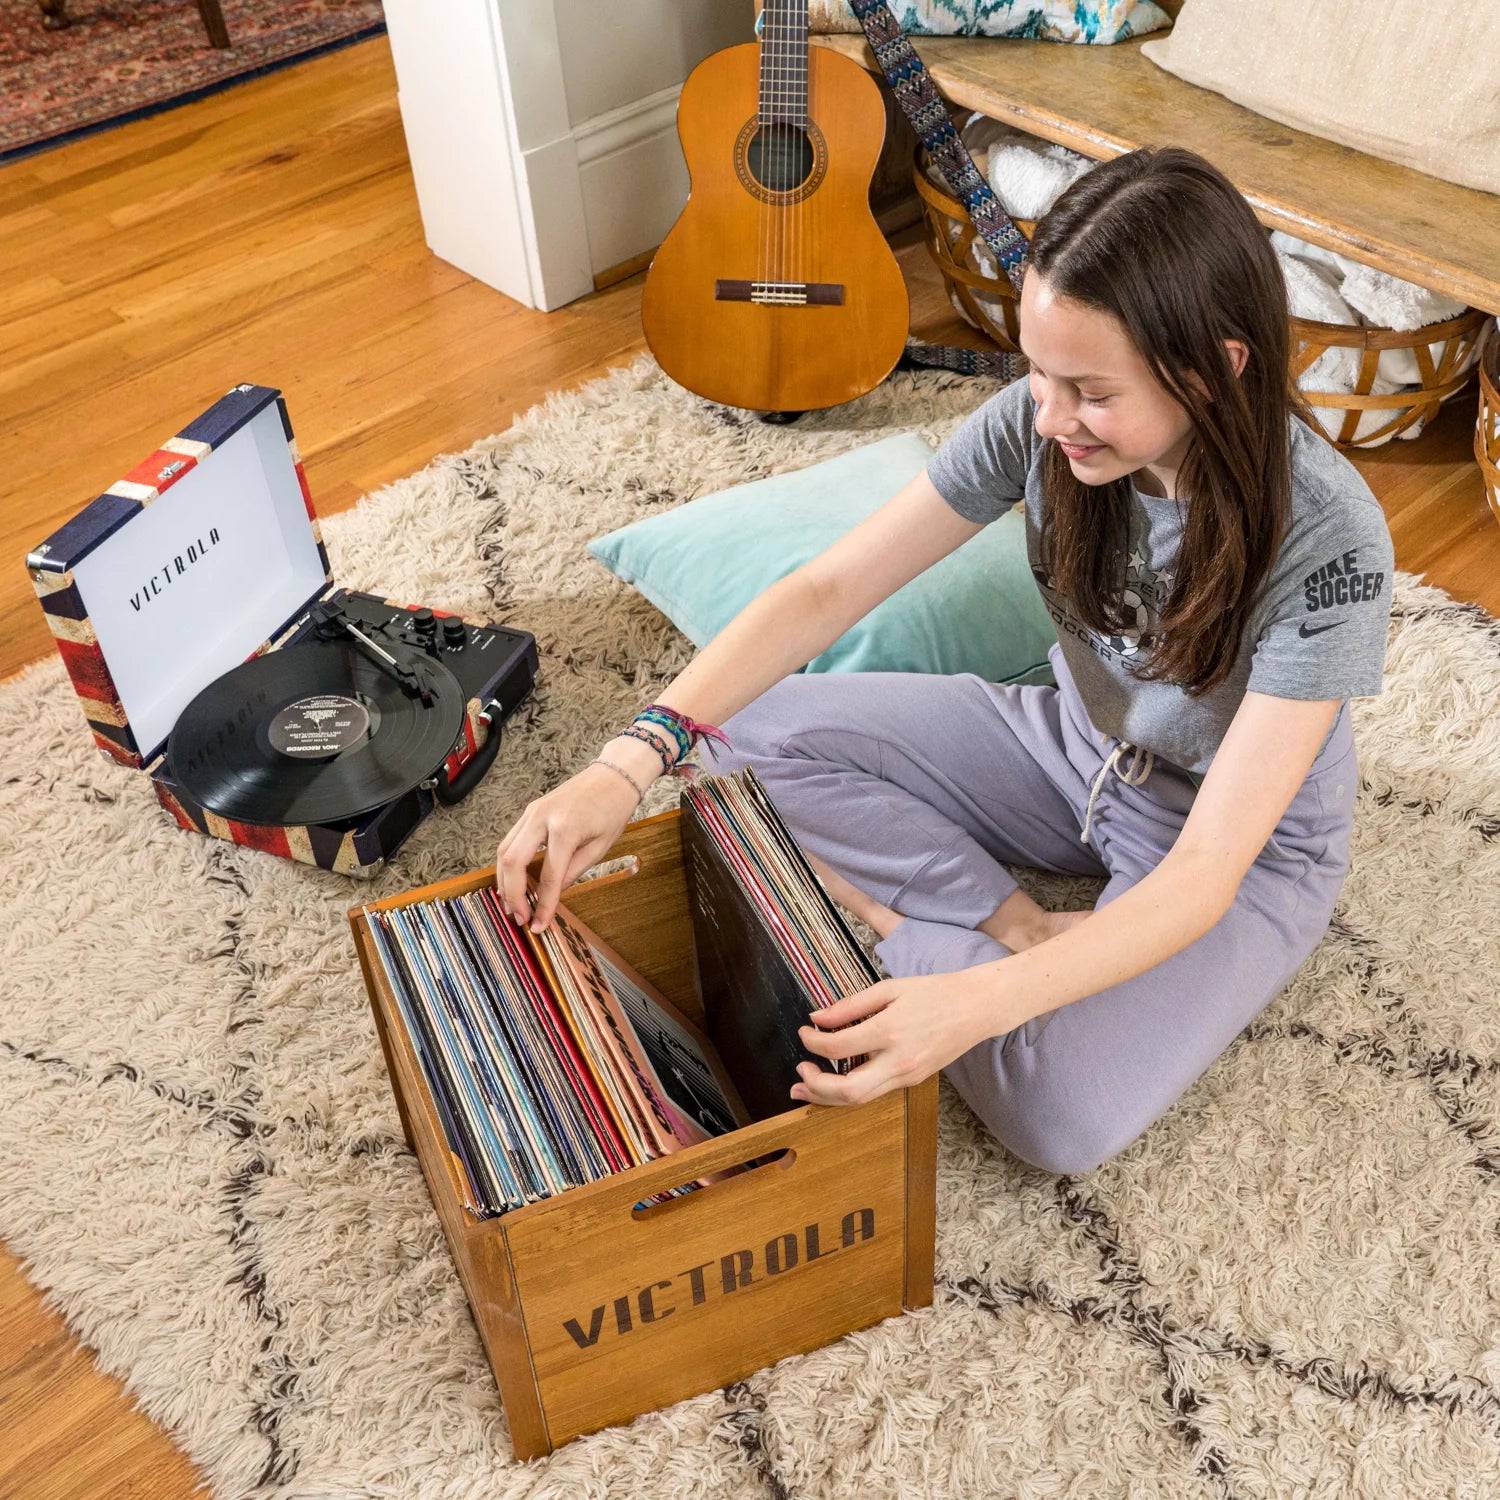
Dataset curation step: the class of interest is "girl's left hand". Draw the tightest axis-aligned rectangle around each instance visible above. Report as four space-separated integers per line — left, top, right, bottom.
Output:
790 972 1003 1107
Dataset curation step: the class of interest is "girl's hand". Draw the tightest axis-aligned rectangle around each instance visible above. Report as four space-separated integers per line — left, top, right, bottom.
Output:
790 971 1009 1107
495 763 643 932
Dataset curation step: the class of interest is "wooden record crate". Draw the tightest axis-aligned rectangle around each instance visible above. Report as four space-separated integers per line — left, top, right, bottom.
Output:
349 807 938 1459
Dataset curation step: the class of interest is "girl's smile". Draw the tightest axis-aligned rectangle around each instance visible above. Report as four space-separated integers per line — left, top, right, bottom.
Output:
1019 272 1200 498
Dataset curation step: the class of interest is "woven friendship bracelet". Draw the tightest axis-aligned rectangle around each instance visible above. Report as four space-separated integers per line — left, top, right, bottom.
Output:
848 0 1029 382
640 702 732 753
635 708 692 762
621 722 679 772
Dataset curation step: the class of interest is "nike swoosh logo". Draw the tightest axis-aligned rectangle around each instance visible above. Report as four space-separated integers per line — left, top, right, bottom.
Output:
1298 618 1349 638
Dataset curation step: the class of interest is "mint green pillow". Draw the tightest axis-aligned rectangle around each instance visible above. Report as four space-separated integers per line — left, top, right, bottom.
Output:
586 432 1056 685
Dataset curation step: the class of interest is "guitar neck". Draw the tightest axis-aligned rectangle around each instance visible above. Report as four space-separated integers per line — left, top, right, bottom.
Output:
759 0 809 127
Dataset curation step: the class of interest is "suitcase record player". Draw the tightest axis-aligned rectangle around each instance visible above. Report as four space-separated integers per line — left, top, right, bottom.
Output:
26 382 537 876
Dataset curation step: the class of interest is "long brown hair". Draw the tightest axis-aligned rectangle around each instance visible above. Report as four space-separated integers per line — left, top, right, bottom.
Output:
1029 146 1311 695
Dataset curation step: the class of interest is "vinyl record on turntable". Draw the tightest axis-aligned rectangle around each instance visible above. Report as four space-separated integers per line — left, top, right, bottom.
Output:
167 639 465 826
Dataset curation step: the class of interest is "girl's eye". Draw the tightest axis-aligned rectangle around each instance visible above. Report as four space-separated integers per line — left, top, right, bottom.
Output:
1083 394 1113 406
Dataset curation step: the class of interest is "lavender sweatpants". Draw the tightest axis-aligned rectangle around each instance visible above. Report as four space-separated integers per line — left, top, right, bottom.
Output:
701 645 1357 1174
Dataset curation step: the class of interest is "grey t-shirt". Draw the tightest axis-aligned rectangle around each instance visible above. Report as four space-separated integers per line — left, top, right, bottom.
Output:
927 377 1393 773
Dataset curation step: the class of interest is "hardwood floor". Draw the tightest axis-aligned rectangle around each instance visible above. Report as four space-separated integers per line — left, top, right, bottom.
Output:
1 32 1495 1500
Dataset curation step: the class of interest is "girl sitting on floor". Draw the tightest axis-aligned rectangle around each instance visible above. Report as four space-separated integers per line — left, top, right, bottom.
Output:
494 146 1393 1175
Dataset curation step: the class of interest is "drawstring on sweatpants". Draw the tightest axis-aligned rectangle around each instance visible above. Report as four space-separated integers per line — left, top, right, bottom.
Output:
1080 741 1155 846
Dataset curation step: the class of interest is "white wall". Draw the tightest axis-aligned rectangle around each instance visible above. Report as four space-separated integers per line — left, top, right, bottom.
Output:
385 0 754 310
560 0 754 277
554 0 751 123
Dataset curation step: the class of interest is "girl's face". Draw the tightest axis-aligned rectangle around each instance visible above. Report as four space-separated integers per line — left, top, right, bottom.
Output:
1018 271 1195 499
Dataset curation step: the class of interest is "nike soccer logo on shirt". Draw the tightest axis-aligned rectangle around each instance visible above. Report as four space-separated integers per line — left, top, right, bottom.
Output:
1298 618 1349 639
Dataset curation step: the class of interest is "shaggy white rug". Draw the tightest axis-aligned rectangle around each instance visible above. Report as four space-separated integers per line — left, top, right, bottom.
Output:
2 357 1498 1500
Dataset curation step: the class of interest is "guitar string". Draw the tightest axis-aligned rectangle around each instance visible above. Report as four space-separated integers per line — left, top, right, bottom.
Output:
795 1 803 296
771 2 781 298
767 0 775 296
791 0 799 295
789 0 798 300
786 0 798 295
762 0 774 301
770 1 778 298
798 0 810 304
800 0 807 304
757 3 766 303
775 0 785 296
787 0 795 293
756 2 765 304
795 1 806 302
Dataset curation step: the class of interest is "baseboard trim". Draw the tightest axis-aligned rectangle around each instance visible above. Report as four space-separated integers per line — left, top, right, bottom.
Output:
593 247 656 292
573 84 681 167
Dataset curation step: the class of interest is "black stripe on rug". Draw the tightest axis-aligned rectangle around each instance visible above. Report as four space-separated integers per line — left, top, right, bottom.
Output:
210 848 306 1490
721 1378 796 1500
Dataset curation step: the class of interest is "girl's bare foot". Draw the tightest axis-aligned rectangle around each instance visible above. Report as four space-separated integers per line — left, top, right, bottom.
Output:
980 891 1092 952
803 851 905 941
802 854 1091 952
1032 908 1092 945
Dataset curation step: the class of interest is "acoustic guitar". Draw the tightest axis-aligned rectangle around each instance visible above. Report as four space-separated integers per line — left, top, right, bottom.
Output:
642 0 909 415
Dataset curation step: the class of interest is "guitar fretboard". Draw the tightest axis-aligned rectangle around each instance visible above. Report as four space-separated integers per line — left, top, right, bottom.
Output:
758 0 808 127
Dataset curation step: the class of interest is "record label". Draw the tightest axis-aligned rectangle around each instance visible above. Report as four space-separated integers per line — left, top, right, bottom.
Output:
267 694 373 759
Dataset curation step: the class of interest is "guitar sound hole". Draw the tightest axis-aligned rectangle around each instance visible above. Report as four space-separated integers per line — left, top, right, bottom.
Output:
747 126 814 193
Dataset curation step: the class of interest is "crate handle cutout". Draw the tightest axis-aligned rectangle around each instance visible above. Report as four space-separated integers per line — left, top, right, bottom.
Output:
630 1147 796 1220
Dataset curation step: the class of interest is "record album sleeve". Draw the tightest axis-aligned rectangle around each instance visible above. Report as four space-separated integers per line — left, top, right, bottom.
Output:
535 892 749 1147
681 784 877 1123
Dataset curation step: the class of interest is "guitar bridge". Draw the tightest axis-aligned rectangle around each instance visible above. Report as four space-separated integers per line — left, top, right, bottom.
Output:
715 280 845 306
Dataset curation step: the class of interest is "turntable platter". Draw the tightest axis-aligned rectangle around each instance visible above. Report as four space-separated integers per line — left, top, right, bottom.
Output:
167 638 465 826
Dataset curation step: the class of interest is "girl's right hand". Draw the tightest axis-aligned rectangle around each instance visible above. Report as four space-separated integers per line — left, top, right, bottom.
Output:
495 762 644 934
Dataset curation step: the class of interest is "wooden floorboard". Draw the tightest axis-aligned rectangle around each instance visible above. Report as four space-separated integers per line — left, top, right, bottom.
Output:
1 31 1495 1500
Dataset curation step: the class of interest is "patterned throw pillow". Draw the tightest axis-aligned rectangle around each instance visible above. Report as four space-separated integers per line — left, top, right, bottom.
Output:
808 0 1170 43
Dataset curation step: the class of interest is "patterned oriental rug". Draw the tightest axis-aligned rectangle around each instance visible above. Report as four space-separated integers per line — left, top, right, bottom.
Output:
2 357 1498 1498
0 0 385 163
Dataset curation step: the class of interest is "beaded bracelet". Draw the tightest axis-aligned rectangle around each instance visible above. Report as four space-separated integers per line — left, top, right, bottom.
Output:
620 721 678 772
590 755 648 803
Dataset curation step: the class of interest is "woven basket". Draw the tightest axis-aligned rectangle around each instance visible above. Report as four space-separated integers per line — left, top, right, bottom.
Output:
913 152 1033 353
1475 322 1500 528
914 149 1486 448
1288 306 1486 448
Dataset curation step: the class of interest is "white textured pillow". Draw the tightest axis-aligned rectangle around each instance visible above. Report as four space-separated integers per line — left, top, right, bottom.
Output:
1142 0 1500 196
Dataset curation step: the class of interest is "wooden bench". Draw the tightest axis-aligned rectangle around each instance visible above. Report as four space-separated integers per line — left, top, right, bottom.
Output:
813 31 1500 317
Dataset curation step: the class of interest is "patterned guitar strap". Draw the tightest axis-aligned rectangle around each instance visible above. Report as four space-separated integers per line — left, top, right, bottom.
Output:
847 0 1029 381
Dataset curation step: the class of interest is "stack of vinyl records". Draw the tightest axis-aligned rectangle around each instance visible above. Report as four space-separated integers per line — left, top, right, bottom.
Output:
365 886 747 1216
366 768 881 1215
682 768 878 1122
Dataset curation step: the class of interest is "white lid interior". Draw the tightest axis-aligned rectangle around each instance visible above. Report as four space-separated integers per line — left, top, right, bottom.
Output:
70 403 330 762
